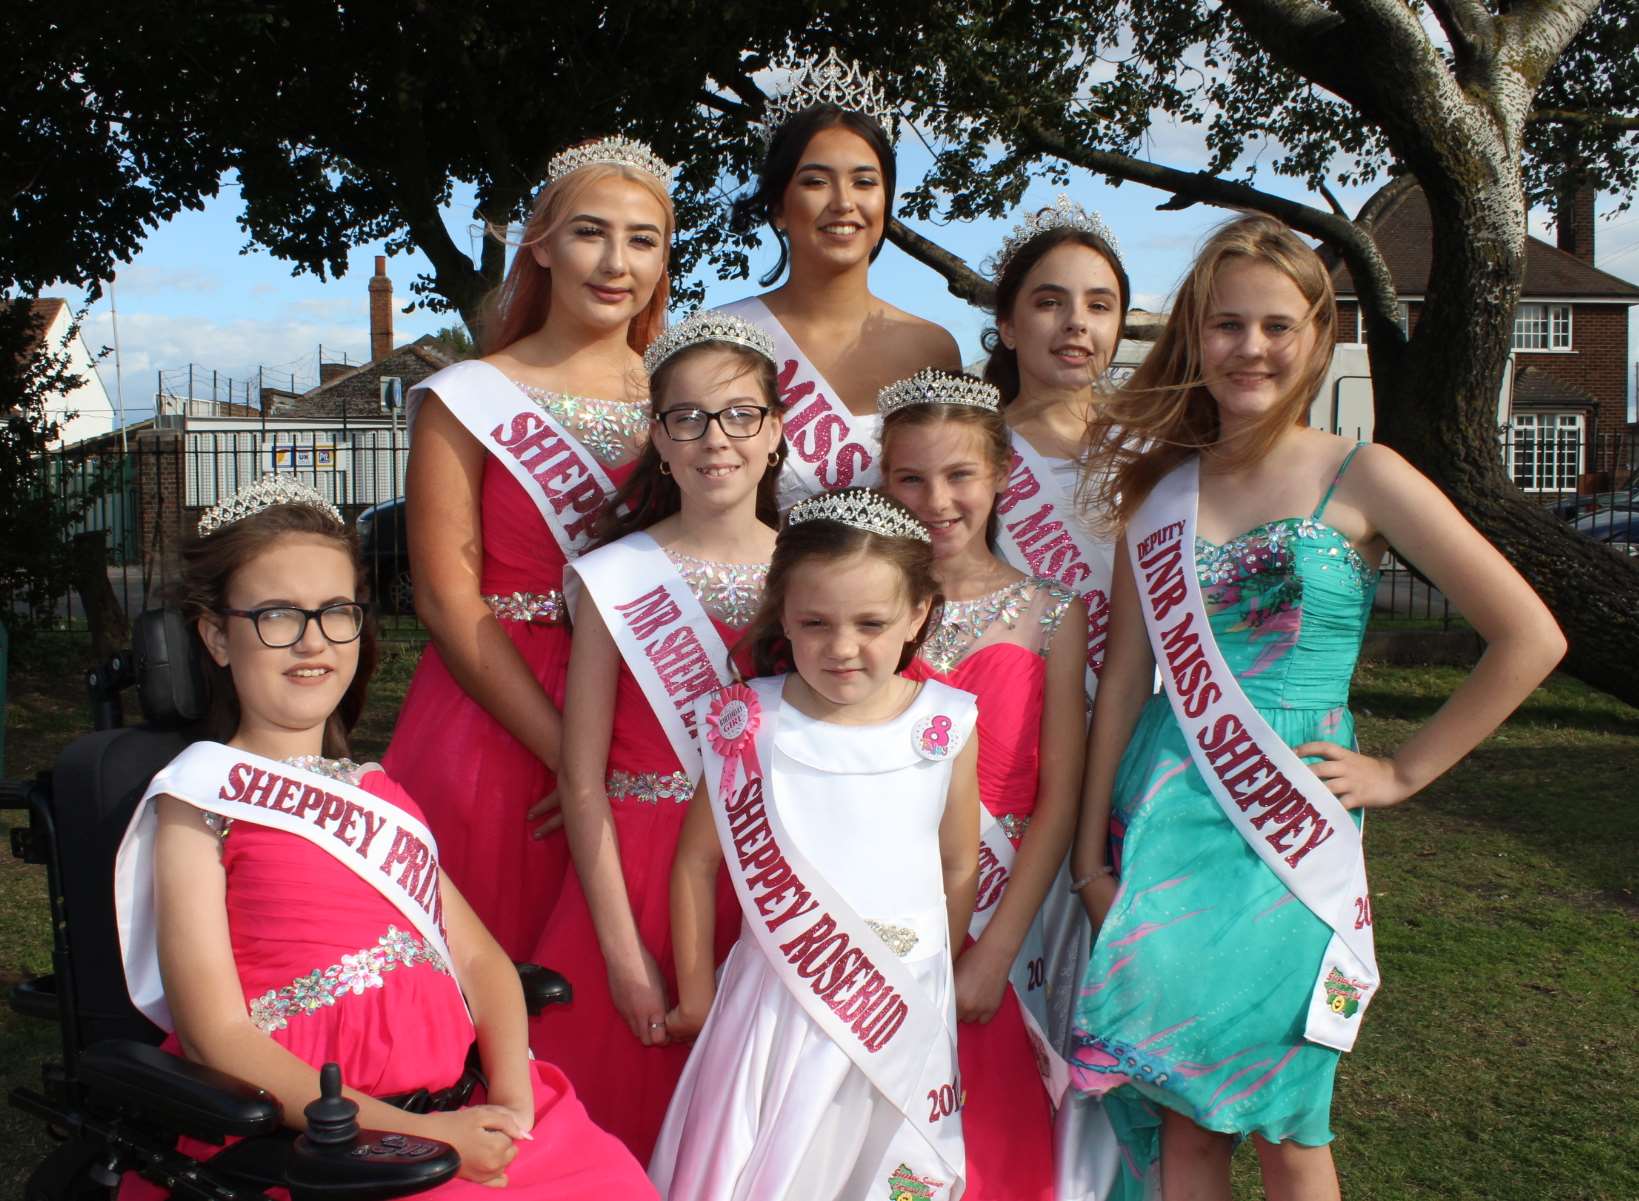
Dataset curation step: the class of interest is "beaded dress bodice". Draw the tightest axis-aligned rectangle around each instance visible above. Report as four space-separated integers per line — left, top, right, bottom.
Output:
663 550 769 627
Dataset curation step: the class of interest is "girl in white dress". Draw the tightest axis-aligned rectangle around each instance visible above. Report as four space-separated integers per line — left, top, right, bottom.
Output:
653 488 981 1201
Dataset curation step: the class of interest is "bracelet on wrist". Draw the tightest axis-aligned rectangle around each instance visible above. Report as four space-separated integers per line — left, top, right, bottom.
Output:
1069 865 1114 893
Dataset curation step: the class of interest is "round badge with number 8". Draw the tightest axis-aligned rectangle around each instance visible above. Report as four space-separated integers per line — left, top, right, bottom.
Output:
912 715 954 760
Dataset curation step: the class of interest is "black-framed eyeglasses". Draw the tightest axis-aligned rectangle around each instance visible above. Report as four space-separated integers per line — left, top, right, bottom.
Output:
217 602 369 649
656 405 772 442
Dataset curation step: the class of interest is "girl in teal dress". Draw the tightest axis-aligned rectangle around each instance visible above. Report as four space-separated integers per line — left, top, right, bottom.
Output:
1067 216 1564 1201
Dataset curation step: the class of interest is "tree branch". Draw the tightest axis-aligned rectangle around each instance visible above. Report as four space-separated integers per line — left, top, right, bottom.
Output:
1220 0 1366 104
884 217 993 306
1528 107 1639 131
1499 0 1602 93
1424 0 1496 77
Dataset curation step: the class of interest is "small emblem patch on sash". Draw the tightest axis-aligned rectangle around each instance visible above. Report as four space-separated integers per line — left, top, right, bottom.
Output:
1324 967 1367 1017
887 1162 942 1200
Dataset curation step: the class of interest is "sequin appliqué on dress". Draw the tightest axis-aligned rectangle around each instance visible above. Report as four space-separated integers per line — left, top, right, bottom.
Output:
664 550 769 627
919 577 1075 673
511 383 651 465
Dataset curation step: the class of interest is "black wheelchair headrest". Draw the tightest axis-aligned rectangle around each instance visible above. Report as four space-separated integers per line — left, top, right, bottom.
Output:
132 608 209 728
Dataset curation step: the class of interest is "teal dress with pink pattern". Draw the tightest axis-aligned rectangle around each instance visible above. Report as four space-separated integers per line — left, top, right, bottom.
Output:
1069 445 1379 1194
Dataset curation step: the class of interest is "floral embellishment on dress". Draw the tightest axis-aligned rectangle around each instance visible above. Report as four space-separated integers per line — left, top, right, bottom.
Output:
887 1163 942 1200
919 577 1070 671
912 715 955 760
1323 967 1367 1018
606 769 693 804
246 926 449 1034
514 384 649 465
665 550 768 627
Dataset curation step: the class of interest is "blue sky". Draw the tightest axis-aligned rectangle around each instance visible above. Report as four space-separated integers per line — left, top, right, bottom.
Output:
60 117 1639 425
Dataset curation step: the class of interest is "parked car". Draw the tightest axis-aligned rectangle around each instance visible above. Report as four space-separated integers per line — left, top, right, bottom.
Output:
1571 507 1638 557
1550 471 1638 520
357 496 413 614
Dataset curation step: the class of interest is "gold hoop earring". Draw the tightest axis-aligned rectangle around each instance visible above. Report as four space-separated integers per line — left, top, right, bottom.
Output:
659 460 672 476
767 451 779 466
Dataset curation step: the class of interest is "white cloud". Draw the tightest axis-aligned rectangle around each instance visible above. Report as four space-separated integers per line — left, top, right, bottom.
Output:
113 266 221 295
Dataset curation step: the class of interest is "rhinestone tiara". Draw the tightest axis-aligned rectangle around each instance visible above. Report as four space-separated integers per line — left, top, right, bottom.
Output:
643 310 778 375
877 368 1001 418
760 48 896 149
197 475 344 537
784 487 930 543
546 136 672 188
988 194 1124 282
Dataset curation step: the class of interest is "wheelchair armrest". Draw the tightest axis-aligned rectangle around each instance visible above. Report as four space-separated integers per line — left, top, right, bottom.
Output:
514 963 571 1014
80 1039 283 1141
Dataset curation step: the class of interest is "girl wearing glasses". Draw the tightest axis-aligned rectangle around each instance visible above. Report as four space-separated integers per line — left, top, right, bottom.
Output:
524 311 784 1162
384 136 674 962
116 478 656 1198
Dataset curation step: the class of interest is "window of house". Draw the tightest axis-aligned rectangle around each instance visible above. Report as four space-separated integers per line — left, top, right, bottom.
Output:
1506 412 1585 492
1511 303 1572 350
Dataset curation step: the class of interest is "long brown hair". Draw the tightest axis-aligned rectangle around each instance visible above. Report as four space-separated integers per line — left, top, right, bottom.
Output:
738 489 941 677
592 343 787 547
178 503 377 759
481 153 674 356
1082 214 1336 531
878 396 1012 548
982 225 1130 404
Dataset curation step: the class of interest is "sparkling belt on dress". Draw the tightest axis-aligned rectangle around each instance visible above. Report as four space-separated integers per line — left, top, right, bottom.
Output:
997 812 1032 841
247 926 449 1034
606 769 693 805
483 590 565 624
865 919 920 958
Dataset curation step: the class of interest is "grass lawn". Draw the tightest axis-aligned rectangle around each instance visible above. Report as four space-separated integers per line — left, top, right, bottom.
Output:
3 636 1636 1198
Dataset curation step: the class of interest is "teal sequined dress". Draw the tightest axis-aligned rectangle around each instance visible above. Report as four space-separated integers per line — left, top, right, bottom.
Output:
1069 446 1379 1193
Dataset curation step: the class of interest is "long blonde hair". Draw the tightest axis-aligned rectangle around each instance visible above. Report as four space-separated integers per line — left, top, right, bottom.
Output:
1082 214 1336 530
481 157 674 355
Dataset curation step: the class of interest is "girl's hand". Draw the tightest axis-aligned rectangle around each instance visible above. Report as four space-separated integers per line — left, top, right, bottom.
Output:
1079 873 1120 930
1293 742 1414 810
526 790 562 839
419 1106 526 1186
954 939 1012 1025
608 945 671 1047
480 1083 536 1142
663 993 712 1043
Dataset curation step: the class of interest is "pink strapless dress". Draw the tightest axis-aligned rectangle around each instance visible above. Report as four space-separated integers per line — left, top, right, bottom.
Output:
906 642 1056 1201
385 454 636 960
526 617 743 1166
121 768 654 1200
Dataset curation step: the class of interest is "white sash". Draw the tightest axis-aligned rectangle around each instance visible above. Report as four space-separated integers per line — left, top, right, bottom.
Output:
114 743 455 1031
1127 458 1378 1051
717 297 880 507
408 360 622 560
996 434 1116 700
697 679 964 1193
969 809 1071 1106
563 532 737 783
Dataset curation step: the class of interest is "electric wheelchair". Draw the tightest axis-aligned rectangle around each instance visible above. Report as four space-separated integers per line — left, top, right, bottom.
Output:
4 610 570 1200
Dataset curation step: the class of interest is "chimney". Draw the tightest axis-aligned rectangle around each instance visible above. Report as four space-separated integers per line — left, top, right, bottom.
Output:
1555 185 1597 265
368 255 393 360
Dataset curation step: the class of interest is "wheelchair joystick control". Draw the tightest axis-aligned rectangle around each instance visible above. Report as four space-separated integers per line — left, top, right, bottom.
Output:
303 1063 360 1146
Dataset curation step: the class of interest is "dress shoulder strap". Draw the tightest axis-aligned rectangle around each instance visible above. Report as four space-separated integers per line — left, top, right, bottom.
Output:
1314 441 1368 520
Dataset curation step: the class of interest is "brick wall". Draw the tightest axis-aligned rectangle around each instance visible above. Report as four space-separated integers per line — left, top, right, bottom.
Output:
272 347 445 420
134 428 185 587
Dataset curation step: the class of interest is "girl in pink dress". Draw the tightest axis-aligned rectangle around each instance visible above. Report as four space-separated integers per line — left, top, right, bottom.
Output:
880 371 1088 1201
116 478 654 1198
527 312 784 1162
384 136 674 959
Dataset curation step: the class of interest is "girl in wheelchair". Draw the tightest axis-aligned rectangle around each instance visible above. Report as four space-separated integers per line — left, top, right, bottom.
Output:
114 476 657 1197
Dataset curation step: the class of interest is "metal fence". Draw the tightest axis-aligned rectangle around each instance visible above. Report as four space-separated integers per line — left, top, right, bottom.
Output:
15 423 1638 639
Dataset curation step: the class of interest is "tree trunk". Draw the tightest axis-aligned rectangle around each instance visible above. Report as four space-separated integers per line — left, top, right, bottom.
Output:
70 529 130 661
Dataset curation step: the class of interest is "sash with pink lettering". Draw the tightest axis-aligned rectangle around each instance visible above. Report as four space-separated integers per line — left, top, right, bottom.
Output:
696 678 965 1190
1127 457 1378 1051
563 532 736 783
114 742 453 1032
970 809 1071 1105
408 359 621 560
716 297 879 510
995 434 1115 700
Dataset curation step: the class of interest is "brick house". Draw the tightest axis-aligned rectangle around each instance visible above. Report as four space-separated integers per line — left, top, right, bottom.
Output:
1326 183 1639 494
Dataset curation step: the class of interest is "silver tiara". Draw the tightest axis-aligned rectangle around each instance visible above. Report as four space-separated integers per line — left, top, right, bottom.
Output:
785 488 930 543
198 475 344 537
760 48 896 149
643 310 778 375
546 136 672 188
877 368 1000 417
988 194 1123 281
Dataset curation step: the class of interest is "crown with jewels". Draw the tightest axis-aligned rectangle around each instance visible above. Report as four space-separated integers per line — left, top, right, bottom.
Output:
197 475 344 537
760 47 897 149
642 310 778 375
784 487 930 543
877 368 1001 418
545 136 672 188
988 194 1123 282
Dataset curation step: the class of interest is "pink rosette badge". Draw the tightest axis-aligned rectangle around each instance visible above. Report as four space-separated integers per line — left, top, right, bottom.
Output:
706 683 763 797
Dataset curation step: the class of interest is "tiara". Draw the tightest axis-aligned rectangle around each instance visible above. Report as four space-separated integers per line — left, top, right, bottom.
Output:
198 475 344 537
785 487 930 543
643 310 778 375
988 194 1123 281
545 136 672 188
877 368 1000 417
760 48 896 149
